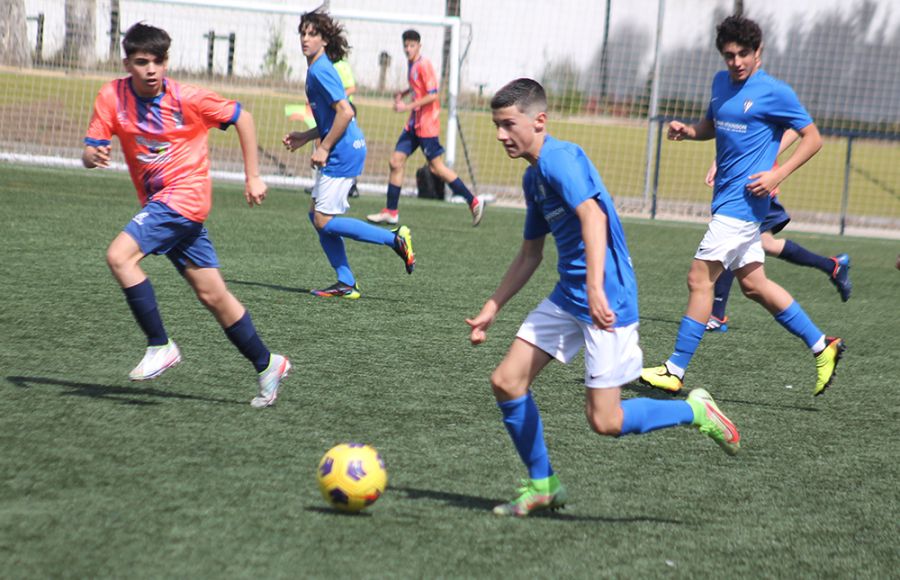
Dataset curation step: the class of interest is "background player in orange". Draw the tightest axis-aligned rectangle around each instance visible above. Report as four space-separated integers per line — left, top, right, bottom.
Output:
368 29 484 227
82 22 291 408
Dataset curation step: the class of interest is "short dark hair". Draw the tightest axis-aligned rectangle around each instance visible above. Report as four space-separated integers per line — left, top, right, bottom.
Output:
122 22 171 59
715 15 763 52
402 29 421 43
299 9 350 62
491 78 547 114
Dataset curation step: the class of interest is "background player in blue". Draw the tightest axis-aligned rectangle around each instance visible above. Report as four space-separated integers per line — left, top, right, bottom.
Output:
704 130 852 333
467 78 741 518
640 16 845 397
283 9 415 299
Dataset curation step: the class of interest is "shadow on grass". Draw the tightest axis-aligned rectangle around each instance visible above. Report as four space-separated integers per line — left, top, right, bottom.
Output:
226 278 405 303
392 485 687 524
623 382 819 412
6 375 240 406
304 506 374 518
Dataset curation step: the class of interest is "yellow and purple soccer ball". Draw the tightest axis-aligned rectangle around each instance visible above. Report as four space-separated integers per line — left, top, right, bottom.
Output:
317 443 387 513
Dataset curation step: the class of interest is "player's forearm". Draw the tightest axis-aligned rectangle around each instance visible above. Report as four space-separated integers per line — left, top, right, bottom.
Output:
578 201 608 295
235 110 261 178
775 125 822 183
320 102 353 151
690 119 716 141
490 242 544 311
410 93 439 110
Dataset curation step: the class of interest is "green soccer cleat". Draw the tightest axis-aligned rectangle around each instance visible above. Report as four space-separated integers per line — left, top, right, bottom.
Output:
493 475 567 517
392 225 416 274
814 336 845 396
687 388 740 456
639 365 684 394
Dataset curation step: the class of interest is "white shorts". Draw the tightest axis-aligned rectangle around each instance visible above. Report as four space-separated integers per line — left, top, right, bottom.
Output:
516 299 643 389
695 214 765 271
311 173 355 215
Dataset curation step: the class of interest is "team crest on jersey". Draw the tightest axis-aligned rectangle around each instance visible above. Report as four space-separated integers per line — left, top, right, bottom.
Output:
743 99 754 113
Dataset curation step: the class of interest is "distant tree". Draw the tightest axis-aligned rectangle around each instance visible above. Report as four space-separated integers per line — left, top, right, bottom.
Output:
63 0 96 68
260 25 292 81
0 0 30 67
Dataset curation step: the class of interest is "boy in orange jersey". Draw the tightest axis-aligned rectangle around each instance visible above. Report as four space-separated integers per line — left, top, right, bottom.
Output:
82 22 290 408
367 29 484 227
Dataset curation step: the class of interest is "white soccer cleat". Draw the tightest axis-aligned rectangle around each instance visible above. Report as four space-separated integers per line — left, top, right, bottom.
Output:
251 354 292 408
366 210 399 225
470 196 485 227
128 340 182 381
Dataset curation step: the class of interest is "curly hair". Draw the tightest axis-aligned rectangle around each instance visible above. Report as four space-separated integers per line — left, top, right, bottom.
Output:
299 9 350 63
715 16 763 52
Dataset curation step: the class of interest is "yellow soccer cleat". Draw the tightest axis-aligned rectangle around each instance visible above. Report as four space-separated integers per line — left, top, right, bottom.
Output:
814 337 846 396
639 365 684 394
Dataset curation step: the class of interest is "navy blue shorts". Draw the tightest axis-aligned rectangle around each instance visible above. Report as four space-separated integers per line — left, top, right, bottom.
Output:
761 196 791 234
123 201 220 274
394 128 445 160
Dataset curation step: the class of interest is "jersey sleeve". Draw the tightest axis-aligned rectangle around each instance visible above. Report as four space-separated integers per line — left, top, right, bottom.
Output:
522 171 551 240
421 59 439 94
190 85 241 131
766 82 814 131
318 65 350 106
84 85 116 147
540 147 594 210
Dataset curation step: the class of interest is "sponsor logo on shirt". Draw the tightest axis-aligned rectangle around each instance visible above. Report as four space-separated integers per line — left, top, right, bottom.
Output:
715 120 747 134
136 135 171 164
545 206 567 223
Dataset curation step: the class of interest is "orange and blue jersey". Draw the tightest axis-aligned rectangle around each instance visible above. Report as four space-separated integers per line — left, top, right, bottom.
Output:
405 56 440 138
85 77 241 223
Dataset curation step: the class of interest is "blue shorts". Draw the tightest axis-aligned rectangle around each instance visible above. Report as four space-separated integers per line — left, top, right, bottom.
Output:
394 128 445 160
123 201 220 274
761 197 791 235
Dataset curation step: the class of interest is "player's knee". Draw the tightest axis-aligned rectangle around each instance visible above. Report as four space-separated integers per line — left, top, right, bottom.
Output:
489 368 525 400
739 280 764 302
388 154 405 172
106 246 131 273
686 270 711 293
586 410 621 437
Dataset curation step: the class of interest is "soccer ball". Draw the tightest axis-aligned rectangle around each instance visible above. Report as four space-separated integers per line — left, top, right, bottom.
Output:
317 443 387 513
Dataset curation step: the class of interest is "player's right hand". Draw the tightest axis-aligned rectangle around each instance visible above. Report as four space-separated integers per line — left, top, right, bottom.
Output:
667 121 691 141
705 160 717 187
91 145 111 168
282 132 307 152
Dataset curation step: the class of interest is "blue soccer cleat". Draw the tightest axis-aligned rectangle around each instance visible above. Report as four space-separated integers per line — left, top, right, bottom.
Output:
829 254 852 302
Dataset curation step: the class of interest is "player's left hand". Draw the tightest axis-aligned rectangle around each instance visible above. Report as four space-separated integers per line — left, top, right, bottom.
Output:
747 170 781 197
310 145 329 169
466 303 498 345
244 176 267 207
588 290 616 331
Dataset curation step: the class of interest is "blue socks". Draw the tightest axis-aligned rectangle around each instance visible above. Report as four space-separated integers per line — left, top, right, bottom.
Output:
497 392 553 480
386 183 402 211
712 269 735 320
668 316 707 373
224 311 271 373
122 279 168 347
620 398 694 434
779 240 834 274
448 178 474 205
322 217 395 246
774 301 825 350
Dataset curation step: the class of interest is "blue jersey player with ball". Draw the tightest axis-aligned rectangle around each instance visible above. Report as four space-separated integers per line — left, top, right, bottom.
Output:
467 78 741 517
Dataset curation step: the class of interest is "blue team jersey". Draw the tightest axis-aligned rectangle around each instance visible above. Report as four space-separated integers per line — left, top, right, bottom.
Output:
706 69 813 222
306 55 366 177
522 135 639 327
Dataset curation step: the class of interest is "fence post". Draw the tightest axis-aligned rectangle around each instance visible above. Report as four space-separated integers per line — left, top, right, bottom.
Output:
839 135 854 236
227 33 235 77
27 13 45 63
206 30 215 76
108 6 120 60
651 118 664 219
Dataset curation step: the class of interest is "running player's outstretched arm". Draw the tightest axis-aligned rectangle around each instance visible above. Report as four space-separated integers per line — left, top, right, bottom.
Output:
668 118 715 141
467 237 545 345
577 199 615 330
748 123 822 196
234 109 267 207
